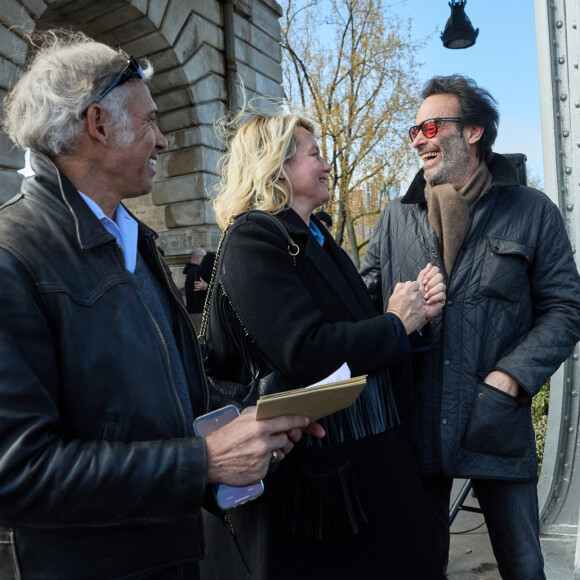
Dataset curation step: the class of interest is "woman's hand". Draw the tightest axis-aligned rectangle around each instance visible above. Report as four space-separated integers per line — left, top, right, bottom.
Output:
417 264 446 321
194 278 209 292
386 281 425 335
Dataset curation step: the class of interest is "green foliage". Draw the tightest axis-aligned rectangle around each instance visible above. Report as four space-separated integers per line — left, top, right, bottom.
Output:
532 382 550 473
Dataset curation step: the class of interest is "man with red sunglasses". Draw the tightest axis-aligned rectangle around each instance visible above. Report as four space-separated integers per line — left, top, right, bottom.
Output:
361 74 580 579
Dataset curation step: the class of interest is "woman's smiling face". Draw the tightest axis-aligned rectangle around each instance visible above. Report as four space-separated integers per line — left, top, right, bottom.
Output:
282 127 332 221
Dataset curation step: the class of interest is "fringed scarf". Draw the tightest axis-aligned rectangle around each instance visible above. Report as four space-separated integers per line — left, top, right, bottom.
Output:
213 283 401 540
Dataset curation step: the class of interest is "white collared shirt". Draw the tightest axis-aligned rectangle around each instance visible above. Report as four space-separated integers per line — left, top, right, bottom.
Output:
78 192 138 273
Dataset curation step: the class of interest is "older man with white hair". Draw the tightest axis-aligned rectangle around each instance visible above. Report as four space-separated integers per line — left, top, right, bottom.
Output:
0 30 322 580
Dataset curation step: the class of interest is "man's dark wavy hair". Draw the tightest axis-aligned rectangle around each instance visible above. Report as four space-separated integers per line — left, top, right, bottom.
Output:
422 75 499 164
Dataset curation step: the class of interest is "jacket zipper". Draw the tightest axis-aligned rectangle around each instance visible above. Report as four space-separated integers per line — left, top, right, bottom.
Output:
105 237 192 434
422 186 496 471
149 240 211 415
108 240 189 435
103 238 189 434
49 155 208 422
420 226 447 470
224 513 252 574
143 299 188 433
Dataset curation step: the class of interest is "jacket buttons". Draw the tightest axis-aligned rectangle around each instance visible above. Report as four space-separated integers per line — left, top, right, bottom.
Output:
444 359 450 366
447 300 453 306
441 418 448 425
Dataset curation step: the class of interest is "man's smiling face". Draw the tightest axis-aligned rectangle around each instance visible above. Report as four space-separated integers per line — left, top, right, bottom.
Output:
412 94 475 188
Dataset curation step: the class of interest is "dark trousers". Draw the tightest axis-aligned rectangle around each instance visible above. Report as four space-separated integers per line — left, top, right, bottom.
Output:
422 476 546 580
141 562 200 580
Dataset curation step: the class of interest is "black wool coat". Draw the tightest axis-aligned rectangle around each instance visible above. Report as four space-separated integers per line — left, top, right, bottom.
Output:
205 208 402 387
201 208 441 580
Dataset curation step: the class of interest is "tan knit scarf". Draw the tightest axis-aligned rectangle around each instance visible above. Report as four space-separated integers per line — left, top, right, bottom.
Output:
424 161 492 275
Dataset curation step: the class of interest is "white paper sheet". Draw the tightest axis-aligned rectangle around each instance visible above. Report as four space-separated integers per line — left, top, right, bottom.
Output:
306 362 351 388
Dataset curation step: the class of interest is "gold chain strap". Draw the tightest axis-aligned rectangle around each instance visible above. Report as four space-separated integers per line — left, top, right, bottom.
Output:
197 211 299 343
197 219 232 342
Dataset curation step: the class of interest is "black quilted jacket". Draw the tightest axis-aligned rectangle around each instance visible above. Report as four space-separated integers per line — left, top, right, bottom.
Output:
360 154 580 479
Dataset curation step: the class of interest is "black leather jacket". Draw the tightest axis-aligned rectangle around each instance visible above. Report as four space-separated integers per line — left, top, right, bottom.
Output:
0 152 209 579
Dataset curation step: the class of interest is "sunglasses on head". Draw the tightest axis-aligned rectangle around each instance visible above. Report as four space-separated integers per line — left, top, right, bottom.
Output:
95 56 145 102
408 117 462 141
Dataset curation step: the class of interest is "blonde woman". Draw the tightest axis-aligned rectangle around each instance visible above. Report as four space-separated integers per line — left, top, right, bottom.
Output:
201 112 445 579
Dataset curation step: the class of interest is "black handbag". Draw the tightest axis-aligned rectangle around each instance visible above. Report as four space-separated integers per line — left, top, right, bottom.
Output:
198 210 300 409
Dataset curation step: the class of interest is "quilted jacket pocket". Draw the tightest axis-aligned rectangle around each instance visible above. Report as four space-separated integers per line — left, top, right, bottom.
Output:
463 381 529 457
0 529 21 580
479 237 532 302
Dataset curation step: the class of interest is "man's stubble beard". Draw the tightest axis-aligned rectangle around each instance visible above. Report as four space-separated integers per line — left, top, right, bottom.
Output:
424 128 472 187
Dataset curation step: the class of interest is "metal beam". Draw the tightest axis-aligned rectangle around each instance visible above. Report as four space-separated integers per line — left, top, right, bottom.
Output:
535 0 580 575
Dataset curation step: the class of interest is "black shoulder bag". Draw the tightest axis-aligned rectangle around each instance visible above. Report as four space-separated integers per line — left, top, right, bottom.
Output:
198 210 300 409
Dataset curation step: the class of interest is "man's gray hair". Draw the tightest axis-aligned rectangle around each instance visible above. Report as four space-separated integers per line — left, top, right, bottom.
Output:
2 29 153 157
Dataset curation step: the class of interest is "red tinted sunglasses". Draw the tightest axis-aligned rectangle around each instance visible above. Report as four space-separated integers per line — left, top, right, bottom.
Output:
408 117 462 141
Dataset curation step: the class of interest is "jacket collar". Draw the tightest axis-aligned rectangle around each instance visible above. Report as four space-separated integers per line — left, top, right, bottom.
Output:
273 206 314 238
26 151 157 250
273 207 336 246
401 153 521 205
273 207 340 258
275 207 373 320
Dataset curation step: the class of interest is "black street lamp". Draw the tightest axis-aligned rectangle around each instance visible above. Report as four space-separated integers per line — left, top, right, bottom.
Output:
441 0 479 49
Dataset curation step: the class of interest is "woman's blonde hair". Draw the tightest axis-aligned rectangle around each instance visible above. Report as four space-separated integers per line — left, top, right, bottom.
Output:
213 110 315 230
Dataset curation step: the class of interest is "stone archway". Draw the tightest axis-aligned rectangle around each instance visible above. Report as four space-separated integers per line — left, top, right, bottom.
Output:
0 0 284 283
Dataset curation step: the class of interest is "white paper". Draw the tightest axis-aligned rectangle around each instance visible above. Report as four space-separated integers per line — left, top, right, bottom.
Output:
306 362 351 388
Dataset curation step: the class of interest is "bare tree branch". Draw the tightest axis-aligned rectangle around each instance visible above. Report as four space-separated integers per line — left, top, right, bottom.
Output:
281 0 424 265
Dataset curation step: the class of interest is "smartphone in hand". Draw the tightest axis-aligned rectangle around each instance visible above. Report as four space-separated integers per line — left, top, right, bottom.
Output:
193 405 264 510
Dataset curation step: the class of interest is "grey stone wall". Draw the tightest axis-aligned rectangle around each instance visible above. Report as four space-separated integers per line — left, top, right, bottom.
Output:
0 0 284 285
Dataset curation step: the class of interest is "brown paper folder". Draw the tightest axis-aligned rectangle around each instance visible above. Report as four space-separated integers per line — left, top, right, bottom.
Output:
255 375 367 421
